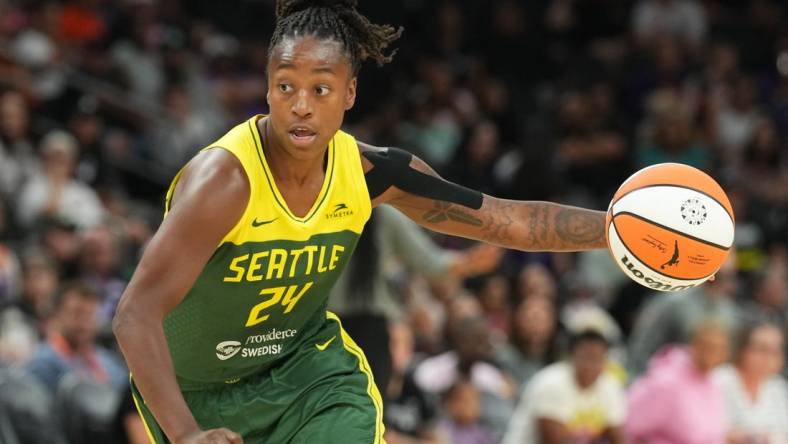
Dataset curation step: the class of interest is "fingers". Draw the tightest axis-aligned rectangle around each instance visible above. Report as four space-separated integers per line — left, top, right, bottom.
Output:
216 429 243 444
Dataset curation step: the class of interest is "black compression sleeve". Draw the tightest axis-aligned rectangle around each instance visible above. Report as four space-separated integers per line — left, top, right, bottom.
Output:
362 147 484 210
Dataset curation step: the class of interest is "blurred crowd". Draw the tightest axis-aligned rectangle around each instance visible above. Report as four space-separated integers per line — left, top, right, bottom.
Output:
1 0 788 443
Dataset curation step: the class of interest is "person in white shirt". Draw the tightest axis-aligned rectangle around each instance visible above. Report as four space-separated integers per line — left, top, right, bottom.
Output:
714 322 788 444
16 130 105 230
503 330 626 444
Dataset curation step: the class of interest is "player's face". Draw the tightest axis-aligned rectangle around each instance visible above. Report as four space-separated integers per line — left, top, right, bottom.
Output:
267 36 356 160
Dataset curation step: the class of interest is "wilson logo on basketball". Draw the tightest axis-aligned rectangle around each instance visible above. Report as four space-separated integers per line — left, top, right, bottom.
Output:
620 255 697 292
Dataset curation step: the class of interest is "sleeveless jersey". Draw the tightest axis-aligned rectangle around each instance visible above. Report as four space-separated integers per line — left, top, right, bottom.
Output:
162 115 371 390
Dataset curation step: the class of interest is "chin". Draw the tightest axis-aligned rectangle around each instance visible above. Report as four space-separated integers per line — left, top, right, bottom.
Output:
285 137 330 159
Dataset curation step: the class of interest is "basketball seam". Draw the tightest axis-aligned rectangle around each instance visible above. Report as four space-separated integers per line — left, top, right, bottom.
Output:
613 211 731 251
610 218 711 282
610 183 735 224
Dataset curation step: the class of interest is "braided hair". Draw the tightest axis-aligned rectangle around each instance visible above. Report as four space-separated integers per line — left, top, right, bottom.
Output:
270 0 403 75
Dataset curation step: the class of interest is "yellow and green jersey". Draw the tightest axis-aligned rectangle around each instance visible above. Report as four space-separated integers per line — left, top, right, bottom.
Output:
163 115 371 390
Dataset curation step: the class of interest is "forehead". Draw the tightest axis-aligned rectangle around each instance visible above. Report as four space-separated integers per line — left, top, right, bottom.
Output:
270 35 349 71
751 326 782 343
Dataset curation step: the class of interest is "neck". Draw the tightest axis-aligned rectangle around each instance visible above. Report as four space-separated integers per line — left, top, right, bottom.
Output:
738 367 764 400
260 117 325 185
518 340 546 359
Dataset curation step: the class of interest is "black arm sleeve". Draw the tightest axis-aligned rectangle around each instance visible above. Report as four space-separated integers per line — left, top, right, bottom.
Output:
362 147 484 210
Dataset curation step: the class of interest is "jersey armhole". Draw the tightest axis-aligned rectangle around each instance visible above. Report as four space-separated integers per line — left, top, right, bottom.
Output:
164 146 254 246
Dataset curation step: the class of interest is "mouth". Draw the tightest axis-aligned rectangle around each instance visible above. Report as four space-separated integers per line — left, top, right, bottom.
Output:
288 126 317 147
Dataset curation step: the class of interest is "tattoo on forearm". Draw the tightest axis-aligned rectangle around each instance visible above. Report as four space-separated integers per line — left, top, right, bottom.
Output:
554 208 605 245
528 203 550 248
422 201 483 226
397 197 605 251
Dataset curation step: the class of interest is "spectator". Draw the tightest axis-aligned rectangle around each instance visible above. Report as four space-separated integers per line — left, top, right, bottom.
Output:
148 84 226 175
475 273 511 341
68 96 113 188
635 102 711 170
495 296 561 392
0 197 20 304
38 216 83 279
503 330 626 444
710 75 764 167
447 120 503 196
5 250 59 337
25 281 127 394
0 90 37 199
79 225 127 330
715 322 788 444
738 253 788 325
626 320 730 444
554 89 627 202
396 87 462 171
516 263 557 301
16 130 105 230
627 252 739 375
632 0 707 51
385 323 439 444
414 316 514 441
110 2 165 104
437 379 495 444
330 205 501 393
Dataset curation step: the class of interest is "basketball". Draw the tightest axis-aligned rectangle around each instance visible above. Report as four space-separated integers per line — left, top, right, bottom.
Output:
606 163 735 292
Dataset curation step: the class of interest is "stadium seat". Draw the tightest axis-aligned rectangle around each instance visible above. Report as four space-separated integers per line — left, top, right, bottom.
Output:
56 373 121 444
0 367 64 444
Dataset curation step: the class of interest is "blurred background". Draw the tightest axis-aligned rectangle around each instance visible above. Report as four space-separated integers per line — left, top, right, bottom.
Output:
1 0 788 443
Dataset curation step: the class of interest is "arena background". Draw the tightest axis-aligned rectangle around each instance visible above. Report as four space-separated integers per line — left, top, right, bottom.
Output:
0 0 787 443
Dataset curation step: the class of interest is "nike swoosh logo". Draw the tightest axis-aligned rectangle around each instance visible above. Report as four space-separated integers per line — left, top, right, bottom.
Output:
252 218 278 228
315 336 336 351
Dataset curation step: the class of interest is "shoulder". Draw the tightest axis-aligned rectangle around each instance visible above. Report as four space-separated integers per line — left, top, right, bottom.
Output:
712 364 737 386
26 344 65 369
765 374 788 394
357 141 387 173
596 370 625 395
170 148 249 212
530 362 572 391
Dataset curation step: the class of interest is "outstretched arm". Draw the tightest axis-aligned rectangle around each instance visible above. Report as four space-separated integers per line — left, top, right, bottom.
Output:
361 144 606 252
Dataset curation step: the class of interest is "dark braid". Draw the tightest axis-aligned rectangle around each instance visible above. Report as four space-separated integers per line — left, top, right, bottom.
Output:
271 0 403 74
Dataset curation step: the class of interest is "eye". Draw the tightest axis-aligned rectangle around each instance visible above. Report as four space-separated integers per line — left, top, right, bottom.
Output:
278 83 292 93
315 85 330 96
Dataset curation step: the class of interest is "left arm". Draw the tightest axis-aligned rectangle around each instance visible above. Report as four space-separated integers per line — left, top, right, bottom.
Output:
361 144 606 252
604 426 626 444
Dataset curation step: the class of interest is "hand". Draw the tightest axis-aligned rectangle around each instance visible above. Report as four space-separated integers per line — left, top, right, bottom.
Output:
452 243 504 278
176 429 243 444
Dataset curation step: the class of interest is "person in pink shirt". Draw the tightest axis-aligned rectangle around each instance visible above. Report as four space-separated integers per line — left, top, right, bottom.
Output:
626 320 731 444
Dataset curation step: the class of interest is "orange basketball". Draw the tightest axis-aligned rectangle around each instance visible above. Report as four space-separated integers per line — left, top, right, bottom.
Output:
606 163 735 291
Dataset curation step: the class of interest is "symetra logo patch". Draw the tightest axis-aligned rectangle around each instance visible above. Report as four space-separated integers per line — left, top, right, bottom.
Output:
215 341 242 360
326 203 354 220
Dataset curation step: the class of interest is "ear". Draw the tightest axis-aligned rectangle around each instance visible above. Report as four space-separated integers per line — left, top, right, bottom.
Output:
266 89 271 106
345 77 357 110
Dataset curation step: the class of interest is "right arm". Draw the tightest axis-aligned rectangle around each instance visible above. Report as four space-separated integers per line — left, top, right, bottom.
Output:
537 418 571 444
112 149 248 444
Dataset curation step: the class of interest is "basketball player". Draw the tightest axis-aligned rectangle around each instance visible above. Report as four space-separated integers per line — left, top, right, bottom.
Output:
112 1 607 443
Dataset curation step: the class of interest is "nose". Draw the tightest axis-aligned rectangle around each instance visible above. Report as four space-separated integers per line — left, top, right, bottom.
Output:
292 90 313 119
